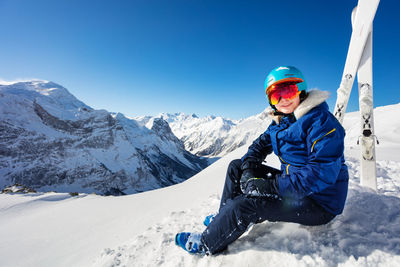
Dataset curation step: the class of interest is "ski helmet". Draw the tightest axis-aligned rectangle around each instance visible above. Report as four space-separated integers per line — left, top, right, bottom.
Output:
265 66 307 94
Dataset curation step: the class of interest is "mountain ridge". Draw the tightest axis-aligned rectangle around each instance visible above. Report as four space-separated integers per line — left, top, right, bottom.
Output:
0 80 208 195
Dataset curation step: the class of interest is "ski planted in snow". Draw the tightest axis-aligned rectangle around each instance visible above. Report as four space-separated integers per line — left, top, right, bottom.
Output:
334 0 380 190
352 7 378 190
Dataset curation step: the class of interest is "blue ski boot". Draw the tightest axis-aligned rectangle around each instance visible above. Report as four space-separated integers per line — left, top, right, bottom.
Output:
175 232 208 255
203 213 217 227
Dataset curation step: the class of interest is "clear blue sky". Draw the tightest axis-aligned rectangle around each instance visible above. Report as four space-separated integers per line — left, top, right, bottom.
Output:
0 0 399 119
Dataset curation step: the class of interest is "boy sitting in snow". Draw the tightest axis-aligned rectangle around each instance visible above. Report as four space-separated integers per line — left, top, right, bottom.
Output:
175 66 349 255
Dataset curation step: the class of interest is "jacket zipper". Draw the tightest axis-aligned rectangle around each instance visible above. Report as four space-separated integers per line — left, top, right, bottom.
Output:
279 156 290 175
310 128 336 153
275 122 291 175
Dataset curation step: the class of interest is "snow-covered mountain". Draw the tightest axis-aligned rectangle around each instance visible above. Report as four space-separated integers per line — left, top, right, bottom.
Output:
3 80 398 198
136 110 271 157
0 81 208 195
1 102 400 266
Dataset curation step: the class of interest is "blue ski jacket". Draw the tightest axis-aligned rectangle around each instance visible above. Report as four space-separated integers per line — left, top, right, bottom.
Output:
241 90 349 215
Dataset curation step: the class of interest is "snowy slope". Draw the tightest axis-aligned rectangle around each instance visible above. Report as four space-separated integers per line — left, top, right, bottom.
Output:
1 103 400 266
0 81 208 194
343 103 400 161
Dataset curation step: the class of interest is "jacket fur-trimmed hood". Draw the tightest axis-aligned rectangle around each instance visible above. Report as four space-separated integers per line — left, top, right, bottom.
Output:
267 89 330 124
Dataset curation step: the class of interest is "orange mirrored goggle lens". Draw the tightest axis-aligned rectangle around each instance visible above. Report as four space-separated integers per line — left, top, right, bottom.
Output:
267 82 300 105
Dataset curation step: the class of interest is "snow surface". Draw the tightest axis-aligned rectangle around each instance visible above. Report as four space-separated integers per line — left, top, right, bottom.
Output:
1 104 400 266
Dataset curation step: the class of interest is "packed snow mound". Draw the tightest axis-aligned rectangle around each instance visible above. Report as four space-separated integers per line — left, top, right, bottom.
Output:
1 143 400 266
93 156 400 267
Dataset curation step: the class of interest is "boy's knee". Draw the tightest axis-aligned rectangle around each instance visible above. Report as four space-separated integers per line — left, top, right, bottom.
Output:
227 159 242 172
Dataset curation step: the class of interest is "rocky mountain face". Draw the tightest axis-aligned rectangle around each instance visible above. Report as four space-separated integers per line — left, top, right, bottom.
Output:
0 81 208 195
136 110 272 158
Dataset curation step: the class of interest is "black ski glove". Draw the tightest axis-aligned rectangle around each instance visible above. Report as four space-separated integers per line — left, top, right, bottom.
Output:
240 160 259 194
241 176 279 197
240 160 279 197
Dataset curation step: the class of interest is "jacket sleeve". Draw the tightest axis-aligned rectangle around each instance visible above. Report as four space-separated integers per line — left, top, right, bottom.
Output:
241 125 274 169
277 114 345 199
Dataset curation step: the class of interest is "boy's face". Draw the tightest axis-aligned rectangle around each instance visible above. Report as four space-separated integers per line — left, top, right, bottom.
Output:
275 95 300 114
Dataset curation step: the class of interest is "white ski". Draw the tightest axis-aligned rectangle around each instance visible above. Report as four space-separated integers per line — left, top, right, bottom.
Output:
352 8 377 190
334 0 380 191
333 0 380 124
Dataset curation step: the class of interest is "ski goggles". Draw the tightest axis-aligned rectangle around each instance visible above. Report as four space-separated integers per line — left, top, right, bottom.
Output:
267 82 301 105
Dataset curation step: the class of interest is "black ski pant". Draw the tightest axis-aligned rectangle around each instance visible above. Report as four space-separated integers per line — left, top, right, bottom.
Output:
201 159 336 254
